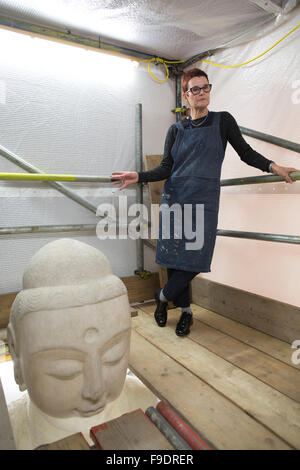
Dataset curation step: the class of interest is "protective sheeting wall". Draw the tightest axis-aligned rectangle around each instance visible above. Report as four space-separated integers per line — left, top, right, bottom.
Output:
189 6 300 307
0 0 298 59
0 26 175 294
0 5 299 306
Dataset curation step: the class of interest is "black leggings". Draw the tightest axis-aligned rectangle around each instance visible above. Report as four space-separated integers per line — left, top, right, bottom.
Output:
162 268 199 308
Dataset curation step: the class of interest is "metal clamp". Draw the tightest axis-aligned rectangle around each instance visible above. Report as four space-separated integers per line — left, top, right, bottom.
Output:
134 269 152 280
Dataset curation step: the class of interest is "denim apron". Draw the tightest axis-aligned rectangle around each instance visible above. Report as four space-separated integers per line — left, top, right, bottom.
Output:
155 111 225 273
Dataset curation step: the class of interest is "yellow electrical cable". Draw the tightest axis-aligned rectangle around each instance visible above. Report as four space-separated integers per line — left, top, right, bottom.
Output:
139 24 299 82
201 23 300 67
138 57 183 82
148 57 170 82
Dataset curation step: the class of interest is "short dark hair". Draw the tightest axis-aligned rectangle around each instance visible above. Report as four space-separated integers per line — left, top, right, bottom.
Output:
181 68 209 93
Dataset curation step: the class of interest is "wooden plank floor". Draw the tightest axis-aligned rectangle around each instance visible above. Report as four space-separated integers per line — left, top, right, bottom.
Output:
128 302 300 450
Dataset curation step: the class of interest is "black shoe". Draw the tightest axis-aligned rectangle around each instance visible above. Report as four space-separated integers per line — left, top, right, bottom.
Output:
176 311 193 336
154 288 168 327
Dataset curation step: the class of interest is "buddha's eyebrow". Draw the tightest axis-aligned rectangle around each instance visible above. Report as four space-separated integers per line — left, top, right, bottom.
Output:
30 348 85 360
30 329 130 359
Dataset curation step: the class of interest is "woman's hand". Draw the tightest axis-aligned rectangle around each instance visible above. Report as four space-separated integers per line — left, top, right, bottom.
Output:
271 164 299 183
111 171 139 190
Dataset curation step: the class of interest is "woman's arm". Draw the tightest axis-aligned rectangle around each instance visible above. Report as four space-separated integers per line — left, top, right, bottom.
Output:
111 124 176 190
224 112 298 183
224 112 273 172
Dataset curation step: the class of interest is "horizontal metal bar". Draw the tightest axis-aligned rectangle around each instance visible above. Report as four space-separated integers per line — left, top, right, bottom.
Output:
0 15 171 63
221 171 300 187
0 172 113 182
240 126 300 154
3 226 298 245
0 224 97 235
0 220 152 236
142 231 300 248
0 144 98 214
4 171 299 186
217 230 300 244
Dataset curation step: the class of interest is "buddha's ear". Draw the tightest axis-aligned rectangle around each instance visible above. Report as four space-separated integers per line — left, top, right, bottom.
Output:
7 324 27 392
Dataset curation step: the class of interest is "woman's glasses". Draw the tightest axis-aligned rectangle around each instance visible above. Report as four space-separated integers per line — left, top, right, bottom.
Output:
186 84 212 95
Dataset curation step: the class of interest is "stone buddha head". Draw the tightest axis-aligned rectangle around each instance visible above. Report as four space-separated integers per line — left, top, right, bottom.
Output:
8 238 131 419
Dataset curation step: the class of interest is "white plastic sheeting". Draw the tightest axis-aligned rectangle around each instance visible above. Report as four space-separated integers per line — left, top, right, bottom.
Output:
0 0 298 59
189 6 300 307
0 26 175 293
0 1 299 307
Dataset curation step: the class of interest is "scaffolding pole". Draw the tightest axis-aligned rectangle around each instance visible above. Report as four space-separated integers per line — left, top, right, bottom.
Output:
239 127 300 154
0 144 98 214
221 172 300 187
135 103 144 275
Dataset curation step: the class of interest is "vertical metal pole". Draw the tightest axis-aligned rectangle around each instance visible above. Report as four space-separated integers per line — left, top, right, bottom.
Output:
175 74 182 122
135 103 144 274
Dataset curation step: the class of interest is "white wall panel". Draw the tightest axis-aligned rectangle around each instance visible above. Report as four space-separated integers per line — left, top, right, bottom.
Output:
0 27 173 293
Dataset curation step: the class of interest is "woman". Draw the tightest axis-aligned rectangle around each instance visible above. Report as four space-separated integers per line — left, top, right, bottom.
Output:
112 68 298 337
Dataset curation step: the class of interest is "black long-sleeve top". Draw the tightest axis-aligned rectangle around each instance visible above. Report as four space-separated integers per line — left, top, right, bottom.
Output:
138 111 274 183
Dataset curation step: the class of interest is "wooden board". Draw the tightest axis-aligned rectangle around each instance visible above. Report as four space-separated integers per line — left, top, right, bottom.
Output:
144 154 165 288
144 154 166 206
0 292 16 329
0 378 16 450
35 433 90 450
122 273 160 304
190 276 300 344
139 302 300 400
186 303 300 371
90 409 174 450
132 308 300 449
129 329 291 450
130 308 138 318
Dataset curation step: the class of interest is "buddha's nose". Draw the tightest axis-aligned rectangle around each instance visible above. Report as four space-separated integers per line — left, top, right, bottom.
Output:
81 355 105 402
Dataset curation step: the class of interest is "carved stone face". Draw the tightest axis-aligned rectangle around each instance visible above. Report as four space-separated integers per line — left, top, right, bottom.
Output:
16 295 130 418
8 238 131 419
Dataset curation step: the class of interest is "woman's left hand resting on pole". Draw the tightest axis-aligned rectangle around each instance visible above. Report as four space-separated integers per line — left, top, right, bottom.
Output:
111 171 139 190
271 164 299 183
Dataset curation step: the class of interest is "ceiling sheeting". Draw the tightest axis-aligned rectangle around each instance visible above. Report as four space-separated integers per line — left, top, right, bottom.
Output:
0 0 299 60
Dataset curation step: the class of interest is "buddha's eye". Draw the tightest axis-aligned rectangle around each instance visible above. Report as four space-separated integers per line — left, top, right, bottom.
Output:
102 355 125 366
45 360 83 380
102 343 127 367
